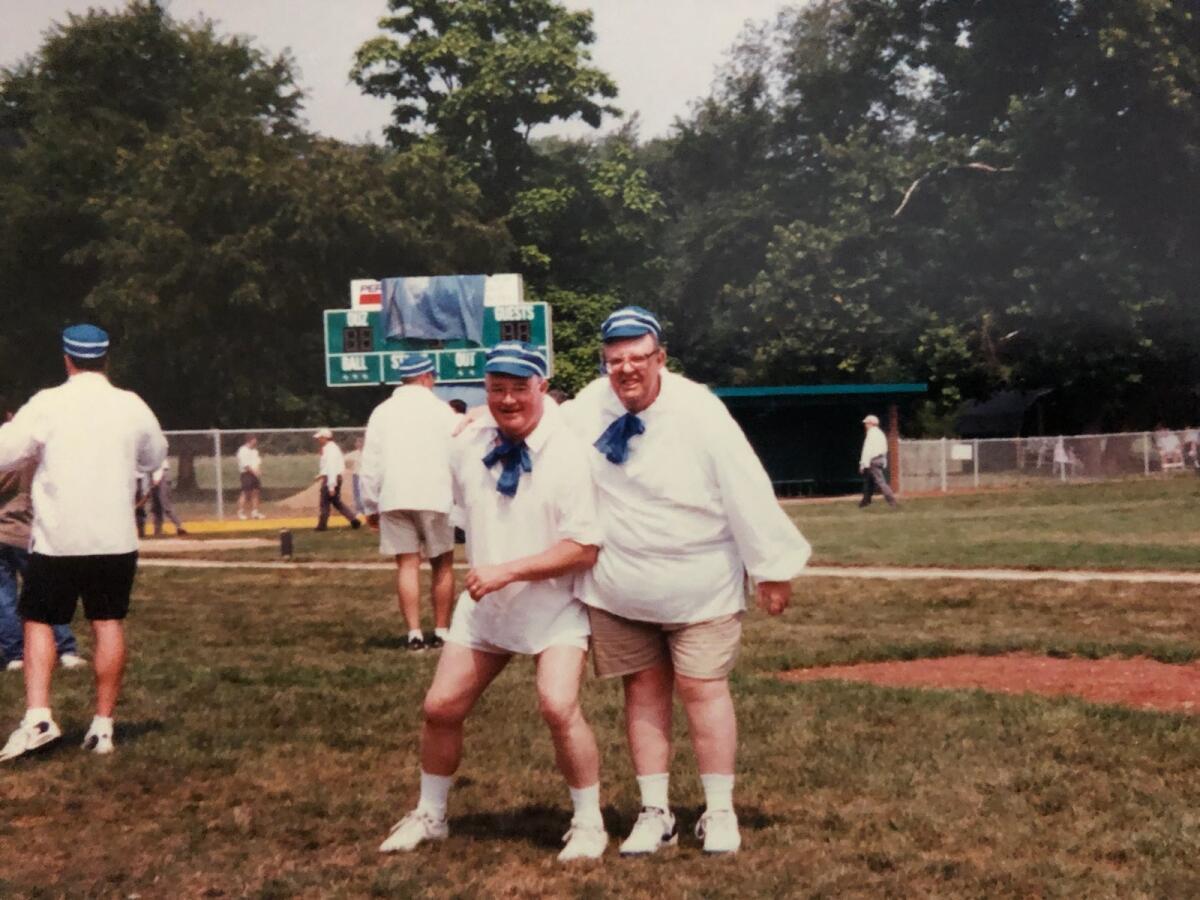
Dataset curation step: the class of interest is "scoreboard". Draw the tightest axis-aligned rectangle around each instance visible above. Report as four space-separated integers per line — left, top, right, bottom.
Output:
324 303 552 387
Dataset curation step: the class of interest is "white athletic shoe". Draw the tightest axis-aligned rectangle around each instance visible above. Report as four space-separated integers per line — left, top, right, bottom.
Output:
237 511 248 521
378 809 449 853
59 653 88 670
619 807 678 856
251 511 266 520
4 660 22 672
82 723 114 755
696 809 741 854
558 818 608 862
0 716 62 762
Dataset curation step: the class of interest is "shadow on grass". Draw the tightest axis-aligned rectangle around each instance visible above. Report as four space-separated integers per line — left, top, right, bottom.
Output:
448 804 775 851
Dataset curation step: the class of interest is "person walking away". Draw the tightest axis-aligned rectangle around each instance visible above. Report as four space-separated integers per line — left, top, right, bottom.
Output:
0 324 167 761
150 459 187 536
859 414 897 508
313 429 361 532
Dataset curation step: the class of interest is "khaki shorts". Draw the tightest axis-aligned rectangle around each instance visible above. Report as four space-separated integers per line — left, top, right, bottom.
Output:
379 510 454 558
587 607 743 680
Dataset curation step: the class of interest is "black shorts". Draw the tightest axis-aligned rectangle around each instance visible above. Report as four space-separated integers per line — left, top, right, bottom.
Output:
240 471 261 492
18 552 138 624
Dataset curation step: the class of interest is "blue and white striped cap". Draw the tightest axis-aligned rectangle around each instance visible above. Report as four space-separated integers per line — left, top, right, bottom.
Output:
62 323 109 359
485 341 548 379
600 306 661 342
393 353 435 379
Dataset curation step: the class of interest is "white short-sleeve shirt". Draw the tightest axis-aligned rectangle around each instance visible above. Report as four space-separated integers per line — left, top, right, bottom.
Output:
447 410 601 655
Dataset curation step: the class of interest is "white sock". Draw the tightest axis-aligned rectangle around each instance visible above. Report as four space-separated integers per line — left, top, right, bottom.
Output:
416 771 452 820
434 627 449 640
23 707 51 725
700 773 735 813
90 715 114 735
408 629 424 642
568 783 603 826
636 773 670 811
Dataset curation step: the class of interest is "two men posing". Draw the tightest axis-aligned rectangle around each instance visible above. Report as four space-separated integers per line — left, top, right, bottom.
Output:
372 308 810 860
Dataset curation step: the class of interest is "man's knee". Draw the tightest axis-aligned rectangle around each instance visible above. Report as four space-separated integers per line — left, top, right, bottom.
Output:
423 688 471 729
538 688 579 732
674 672 730 706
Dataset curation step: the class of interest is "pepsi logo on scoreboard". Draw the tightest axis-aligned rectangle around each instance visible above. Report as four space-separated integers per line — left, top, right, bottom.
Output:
350 279 383 309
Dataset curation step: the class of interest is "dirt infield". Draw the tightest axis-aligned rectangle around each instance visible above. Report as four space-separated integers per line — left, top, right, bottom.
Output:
782 653 1200 714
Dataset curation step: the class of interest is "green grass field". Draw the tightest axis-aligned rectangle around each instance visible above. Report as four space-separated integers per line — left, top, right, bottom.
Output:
3 481 1200 897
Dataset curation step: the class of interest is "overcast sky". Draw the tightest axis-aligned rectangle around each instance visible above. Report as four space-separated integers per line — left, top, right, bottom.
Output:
1 0 791 144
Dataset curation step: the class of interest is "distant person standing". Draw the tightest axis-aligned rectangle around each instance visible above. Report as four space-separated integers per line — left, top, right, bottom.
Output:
360 355 459 650
859 414 897 508
313 429 361 532
150 459 187 536
0 324 167 761
0 411 86 675
236 435 265 520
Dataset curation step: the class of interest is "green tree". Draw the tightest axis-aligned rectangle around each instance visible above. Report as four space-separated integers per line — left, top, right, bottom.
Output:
351 0 619 206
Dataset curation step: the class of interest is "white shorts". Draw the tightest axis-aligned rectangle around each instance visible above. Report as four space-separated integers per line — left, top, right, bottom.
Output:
379 510 454 558
446 590 590 656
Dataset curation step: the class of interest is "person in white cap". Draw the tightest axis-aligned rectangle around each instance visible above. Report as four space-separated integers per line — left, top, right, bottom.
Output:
359 353 459 651
313 429 361 532
859 414 897 508
379 341 608 862
0 324 167 761
561 307 811 856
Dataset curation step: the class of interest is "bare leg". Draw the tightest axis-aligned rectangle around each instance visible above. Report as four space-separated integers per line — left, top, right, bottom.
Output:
396 554 422 633
623 662 674 776
420 643 510 775
535 646 599 788
23 621 56 710
91 620 126 718
429 551 455 630
675 674 737 774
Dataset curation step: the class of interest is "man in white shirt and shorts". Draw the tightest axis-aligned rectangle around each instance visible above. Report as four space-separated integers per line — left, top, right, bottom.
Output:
359 354 459 651
563 307 811 855
378 341 608 862
0 324 167 761
236 435 265 520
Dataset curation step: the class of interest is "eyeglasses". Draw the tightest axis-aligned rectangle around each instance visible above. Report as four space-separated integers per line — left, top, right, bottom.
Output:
601 351 660 372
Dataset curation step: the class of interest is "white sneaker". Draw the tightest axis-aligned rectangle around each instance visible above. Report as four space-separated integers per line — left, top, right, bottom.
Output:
619 807 677 856
4 660 22 672
82 722 114 755
558 818 608 862
59 653 88 670
251 511 266 520
238 511 248 520
696 808 741 854
0 716 62 761
378 809 449 853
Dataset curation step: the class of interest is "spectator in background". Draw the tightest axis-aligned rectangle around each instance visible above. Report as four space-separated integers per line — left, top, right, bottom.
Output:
343 436 365 515
0 411 87 674
236 435 265 520
313 429 361 532
360 355 458 651
149 459 187 536
0 324 167 761
859 414 898 508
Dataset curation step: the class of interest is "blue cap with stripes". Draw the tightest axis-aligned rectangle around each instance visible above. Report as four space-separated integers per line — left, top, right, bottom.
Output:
62 324 109 359
600 306 661 342
484 341 548 379
393 353 435 379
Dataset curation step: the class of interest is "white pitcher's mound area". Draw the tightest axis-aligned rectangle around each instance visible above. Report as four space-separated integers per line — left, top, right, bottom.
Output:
139 537 275 554
782 653 1200 715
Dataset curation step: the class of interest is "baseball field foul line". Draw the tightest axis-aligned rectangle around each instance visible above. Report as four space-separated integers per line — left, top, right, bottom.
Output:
136 558 1200 585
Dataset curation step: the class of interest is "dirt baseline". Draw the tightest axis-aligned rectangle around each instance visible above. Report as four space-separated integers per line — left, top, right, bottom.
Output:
781 653 1200 715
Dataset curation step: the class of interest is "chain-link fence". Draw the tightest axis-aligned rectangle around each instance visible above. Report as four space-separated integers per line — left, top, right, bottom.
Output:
899 430 1200 494
161 428 366 523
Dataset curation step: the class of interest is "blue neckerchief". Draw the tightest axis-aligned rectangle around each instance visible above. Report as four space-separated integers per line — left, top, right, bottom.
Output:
594 412 645 465
482 435 532 497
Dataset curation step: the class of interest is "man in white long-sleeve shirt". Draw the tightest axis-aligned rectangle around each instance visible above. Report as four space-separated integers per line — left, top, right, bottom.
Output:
359 354 459 650
858 414 897 508
562 307 812 855
378 342 608 862
313 429 361 532
0 324 167 761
